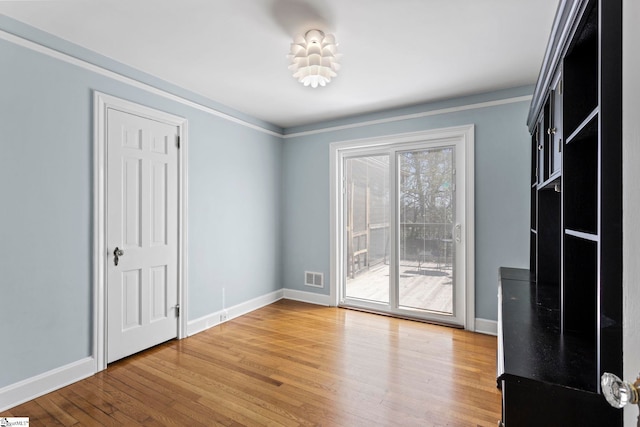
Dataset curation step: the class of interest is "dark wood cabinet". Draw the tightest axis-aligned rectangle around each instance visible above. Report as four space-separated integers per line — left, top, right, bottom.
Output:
497 0 622 425
498 268 619 426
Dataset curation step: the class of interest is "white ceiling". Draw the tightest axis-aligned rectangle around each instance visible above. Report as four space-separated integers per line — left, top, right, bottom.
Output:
0 0 559 129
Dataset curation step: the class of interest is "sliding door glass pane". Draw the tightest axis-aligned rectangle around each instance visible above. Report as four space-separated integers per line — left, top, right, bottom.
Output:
398 148 454 314
344 156 390 304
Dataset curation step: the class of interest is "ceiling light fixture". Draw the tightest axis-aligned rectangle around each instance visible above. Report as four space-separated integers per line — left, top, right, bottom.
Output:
288 29 341 88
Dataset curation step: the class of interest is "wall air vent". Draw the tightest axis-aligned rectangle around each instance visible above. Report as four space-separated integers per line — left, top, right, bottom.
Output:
304 271 324 288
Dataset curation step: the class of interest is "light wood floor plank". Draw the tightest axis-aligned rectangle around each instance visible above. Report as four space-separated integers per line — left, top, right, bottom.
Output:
34 394 80 426
2 300 500 426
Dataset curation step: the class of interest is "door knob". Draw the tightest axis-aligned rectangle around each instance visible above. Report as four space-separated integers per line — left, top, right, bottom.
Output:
113 247 124 266
601 372 640 408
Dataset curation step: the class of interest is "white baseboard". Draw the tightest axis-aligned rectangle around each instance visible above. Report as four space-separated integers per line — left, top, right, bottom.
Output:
0 357 95 412
475 318 498 336
187 289 284 336
283 288 331 306
186 288 331 336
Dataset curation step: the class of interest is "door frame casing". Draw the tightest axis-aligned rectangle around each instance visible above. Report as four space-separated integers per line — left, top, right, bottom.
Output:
93 91 189 371
329 125 475 330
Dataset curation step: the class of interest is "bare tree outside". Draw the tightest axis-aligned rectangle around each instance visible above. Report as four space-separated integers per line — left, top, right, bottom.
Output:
399 147 454 270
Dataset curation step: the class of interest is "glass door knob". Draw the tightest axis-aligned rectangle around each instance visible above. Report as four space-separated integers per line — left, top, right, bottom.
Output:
601 372 639 408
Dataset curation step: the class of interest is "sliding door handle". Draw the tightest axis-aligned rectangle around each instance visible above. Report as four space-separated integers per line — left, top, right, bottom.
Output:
454 224 462 243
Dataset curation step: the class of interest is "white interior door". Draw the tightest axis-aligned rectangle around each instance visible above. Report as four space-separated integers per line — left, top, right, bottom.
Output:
106 108 179 363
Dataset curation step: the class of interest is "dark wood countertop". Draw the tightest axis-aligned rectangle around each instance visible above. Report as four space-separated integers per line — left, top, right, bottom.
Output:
498 267 598 392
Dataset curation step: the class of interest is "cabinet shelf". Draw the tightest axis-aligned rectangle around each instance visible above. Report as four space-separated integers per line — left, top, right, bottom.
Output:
538 171 561 190
565 228 598 241
566 107 598 144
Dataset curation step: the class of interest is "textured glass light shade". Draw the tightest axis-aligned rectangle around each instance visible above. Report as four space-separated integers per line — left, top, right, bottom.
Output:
288 29 341 88
601 372 639 409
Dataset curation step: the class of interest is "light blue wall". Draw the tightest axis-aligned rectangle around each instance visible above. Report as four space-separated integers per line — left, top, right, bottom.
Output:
0 23 282 388
282 87 532 321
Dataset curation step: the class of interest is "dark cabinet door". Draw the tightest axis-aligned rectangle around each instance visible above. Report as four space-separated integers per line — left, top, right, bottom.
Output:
537 118 545 184
502 376 620 427
550 74 563 176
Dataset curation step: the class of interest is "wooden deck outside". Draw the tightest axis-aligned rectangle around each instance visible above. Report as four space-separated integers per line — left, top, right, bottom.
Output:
2 300 500 426
346 261 453 314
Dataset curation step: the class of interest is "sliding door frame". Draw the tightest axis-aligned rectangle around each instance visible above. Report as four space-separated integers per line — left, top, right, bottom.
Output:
329 125 475 331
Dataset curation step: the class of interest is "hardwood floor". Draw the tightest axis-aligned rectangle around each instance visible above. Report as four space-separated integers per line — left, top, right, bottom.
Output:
2 300 501 426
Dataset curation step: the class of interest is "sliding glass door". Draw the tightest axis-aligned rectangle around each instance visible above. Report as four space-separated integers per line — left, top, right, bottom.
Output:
398 147 455 315
344 155 390 305
338 135 467 326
